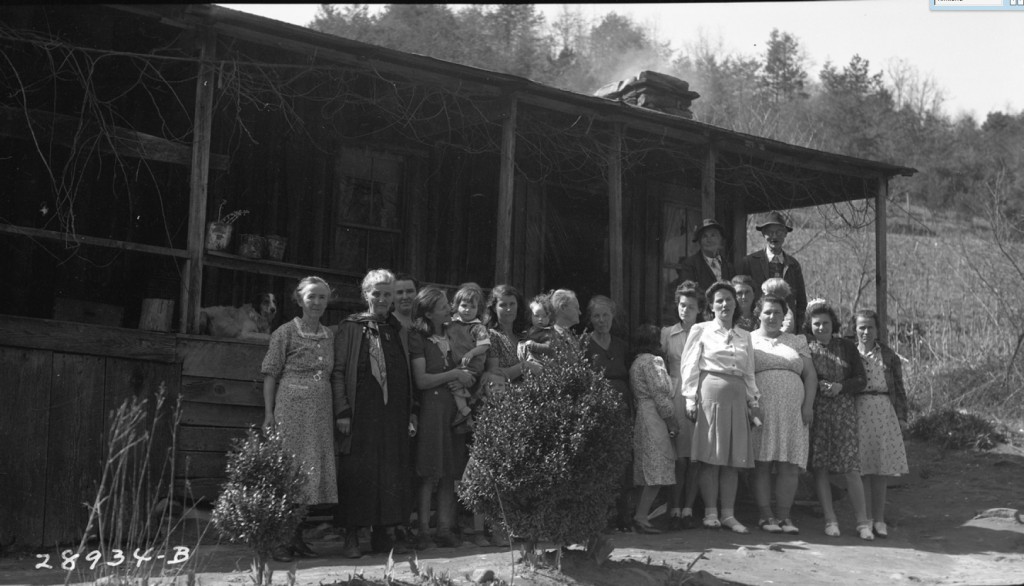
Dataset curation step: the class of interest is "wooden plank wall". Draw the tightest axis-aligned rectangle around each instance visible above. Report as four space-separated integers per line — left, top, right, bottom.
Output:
174 336 267 504
0 316 179 547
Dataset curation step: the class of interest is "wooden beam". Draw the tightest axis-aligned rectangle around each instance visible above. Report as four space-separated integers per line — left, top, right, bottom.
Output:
518 93 707 146
608 124 624 305
0 223 188 258
702 141 717 220
0 105 228 171
494 98 517 285
875 177 888 342
0 315 177 362
182 28 217 334
731 194 748 266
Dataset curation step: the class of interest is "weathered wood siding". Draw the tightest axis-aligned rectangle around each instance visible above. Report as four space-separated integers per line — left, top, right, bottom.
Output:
0 315 179 547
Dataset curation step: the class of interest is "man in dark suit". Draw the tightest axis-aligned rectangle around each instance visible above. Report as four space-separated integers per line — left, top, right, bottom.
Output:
735 210 807 328
678 219 734 293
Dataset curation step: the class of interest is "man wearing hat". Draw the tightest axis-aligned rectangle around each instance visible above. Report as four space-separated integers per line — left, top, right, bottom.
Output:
735 210 807 327
679 218 734 293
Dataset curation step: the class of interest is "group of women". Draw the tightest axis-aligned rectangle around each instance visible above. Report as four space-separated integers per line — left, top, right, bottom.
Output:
258 268 910 562
640 278 909 540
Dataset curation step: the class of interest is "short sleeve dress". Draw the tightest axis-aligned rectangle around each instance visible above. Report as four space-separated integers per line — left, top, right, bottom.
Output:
261 318 337 505
630 354 676 486
410 329 468 480
750 332 810 469
857 344 909 476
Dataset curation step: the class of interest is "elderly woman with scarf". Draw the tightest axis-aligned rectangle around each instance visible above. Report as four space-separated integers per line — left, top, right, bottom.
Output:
332 269 417 559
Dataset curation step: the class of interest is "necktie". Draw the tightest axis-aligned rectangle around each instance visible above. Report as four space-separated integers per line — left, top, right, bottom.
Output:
366 321 388 405
707 256 721 280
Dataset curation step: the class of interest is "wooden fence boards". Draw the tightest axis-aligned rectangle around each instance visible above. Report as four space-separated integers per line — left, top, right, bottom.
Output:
43 353 106 546
0 347 52 548
181 376 263 406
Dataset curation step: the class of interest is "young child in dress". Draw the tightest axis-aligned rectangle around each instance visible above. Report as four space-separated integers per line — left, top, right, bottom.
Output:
447 284 489 428
518 292 556 365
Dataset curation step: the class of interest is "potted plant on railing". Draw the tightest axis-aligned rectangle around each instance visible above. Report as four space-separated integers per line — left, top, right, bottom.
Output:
206 200 249 251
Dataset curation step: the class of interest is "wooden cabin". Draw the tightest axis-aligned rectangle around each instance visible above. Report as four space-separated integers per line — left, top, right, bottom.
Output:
0 5 915 547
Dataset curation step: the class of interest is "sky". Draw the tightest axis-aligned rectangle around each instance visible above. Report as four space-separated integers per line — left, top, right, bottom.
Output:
218 2 1023 121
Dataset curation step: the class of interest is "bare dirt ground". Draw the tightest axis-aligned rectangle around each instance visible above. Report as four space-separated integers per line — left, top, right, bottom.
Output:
4 438 1023 586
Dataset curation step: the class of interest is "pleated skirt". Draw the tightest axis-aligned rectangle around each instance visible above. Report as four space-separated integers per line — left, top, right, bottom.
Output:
690 371 755 468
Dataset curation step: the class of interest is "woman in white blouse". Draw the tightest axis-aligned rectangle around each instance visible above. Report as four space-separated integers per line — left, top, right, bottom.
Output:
681 281 761 534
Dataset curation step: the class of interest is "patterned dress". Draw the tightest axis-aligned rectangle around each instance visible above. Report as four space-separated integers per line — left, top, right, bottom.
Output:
806 336 865 473
261 318 337 505
750 332 810 469
487 327 520 370
858 344 909 476
630 354 676 486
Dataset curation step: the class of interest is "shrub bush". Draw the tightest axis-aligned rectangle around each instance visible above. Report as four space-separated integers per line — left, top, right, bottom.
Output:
459 336 632 551
909 408 1006 450
212 427 308 584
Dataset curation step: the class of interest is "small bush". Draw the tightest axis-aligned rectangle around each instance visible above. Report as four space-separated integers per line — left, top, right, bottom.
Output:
459 337 632 554
212 427 308 585
910 408 1006 450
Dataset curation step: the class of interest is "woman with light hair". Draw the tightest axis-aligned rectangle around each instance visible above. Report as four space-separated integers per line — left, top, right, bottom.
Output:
550 288 582 353
584 294 632 531
332 268 417 558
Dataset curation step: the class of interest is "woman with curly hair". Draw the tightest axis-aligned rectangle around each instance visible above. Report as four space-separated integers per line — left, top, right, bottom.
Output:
803 299 873 540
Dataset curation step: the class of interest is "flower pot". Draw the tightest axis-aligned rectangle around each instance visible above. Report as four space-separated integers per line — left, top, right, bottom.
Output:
265 235 288 261
205 222 233 251
237 234 266 259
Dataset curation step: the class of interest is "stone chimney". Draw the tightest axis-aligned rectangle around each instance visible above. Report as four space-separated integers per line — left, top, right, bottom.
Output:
594 71 700 119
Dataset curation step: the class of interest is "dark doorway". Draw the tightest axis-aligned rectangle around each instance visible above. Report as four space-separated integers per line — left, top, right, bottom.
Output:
543 185 609 311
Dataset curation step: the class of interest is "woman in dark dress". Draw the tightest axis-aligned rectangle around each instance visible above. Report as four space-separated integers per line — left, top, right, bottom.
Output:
584 294 633 531
409 286 477 550
332 269 417 558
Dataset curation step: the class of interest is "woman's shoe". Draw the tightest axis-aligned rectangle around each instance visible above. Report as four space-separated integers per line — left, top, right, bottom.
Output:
632 519 663 534
856 523 875 541
721 516 749 534
779 519 800 535
341 535 363 559
271 545 294 563
414 533 436 551
292 538 319 558
435 531 461 548
702 515 721 529
824 521 840 537
873 521 888 538
759 518 783 533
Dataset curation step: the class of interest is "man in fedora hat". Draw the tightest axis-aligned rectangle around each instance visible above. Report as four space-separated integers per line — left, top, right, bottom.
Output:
679 218 734 293
735 210 807 328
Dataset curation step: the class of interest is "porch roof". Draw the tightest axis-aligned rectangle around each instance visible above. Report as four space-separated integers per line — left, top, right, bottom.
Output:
128 4 916 185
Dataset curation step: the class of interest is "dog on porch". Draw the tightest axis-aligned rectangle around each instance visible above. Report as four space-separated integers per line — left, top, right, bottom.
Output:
198 293 277 340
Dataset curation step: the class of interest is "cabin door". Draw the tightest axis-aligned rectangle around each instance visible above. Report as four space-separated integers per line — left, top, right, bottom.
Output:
660 191 703 325
543 185 609 316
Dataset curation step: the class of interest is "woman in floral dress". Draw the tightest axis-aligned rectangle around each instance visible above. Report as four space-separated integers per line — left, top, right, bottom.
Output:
262 276 336 561
630 324 679 533
750 295 817 536
803 299 873 540
855 309 909 539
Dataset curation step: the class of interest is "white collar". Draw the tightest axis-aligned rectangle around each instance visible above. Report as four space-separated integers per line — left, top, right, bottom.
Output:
766 248 786 264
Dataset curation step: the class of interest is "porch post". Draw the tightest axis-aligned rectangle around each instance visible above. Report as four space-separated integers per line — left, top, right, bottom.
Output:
875 176 889 342
608 124 624 304
731 197 748 267
181 28 216 333
701 141 717 219
494 97 518 286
